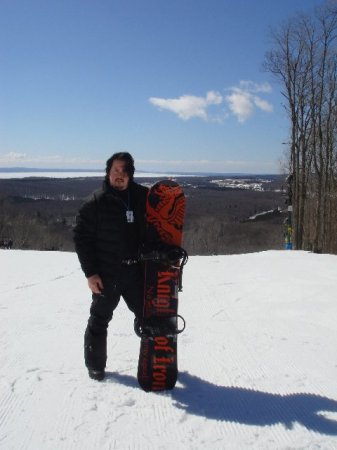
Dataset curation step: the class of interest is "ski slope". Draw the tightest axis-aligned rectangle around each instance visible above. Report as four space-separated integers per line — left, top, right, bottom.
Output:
1 249 337 449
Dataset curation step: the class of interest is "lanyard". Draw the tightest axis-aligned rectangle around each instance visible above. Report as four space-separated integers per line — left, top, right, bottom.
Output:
115 189 134 223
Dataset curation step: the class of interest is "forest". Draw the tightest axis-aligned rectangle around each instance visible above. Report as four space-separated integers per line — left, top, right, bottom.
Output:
265 1 337 253
0 175 286 255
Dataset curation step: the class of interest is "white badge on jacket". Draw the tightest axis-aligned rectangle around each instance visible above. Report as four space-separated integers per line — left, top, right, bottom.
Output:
126 210 134 223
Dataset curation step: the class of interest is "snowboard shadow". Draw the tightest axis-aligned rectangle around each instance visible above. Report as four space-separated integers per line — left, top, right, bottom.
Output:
172 372 337 435
103 370 337 436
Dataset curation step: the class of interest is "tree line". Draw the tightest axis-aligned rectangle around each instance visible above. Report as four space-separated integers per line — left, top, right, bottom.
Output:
0 180 284 255
265 0 337 253
0 194 76 251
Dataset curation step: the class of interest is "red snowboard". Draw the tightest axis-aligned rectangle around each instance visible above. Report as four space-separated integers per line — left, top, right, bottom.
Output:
137 180 186 392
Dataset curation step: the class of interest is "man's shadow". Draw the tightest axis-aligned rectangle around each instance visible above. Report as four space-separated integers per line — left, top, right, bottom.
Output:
107 371 337 436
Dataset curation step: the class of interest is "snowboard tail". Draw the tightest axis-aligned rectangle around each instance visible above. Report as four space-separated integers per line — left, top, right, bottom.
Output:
138 334 177 392
137 180 186 392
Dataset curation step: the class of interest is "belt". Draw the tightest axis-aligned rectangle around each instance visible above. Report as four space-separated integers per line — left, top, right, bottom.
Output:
121 259 139 266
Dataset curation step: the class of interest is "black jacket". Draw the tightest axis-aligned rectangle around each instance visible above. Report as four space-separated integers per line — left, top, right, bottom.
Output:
73 180 148 278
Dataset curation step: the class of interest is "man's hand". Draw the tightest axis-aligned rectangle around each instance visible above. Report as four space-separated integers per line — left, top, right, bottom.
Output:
87 274 104 294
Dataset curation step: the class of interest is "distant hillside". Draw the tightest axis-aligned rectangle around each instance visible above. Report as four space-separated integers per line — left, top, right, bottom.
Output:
0 175 286 254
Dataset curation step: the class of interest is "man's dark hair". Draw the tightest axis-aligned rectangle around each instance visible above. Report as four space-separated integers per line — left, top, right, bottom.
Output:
105 152 135 181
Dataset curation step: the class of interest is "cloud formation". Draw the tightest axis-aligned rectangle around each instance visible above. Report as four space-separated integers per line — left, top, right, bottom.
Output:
149 91 223 121
0 152 105 168
226 81 273 123
149 81 273 123
5 151 27 161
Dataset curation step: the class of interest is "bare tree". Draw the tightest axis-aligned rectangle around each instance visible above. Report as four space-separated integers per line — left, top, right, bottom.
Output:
265 1 337 253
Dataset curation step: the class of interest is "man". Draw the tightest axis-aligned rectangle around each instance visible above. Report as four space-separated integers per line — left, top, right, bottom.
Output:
73 152 148 381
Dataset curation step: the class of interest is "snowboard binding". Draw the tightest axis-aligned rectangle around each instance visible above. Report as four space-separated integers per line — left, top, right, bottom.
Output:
139 242 188 267
134 315 186 338
139 242 188 291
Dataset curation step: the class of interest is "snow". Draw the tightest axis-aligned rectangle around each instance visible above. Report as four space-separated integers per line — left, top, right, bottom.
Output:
210 178 266 191
1 249 337 449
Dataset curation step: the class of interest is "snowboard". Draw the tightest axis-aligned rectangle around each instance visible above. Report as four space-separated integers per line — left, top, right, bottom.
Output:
136 180 187 392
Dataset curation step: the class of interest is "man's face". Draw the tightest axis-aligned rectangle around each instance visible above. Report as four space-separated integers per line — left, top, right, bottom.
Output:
109 159 130 191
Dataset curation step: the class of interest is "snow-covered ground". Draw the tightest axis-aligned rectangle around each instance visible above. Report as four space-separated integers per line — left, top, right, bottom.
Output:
1 249 337 449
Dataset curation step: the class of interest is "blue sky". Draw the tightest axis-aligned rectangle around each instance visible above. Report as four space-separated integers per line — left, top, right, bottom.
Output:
0 0 324 173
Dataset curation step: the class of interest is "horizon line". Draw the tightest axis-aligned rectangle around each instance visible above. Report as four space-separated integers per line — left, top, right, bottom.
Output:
0 166 281 176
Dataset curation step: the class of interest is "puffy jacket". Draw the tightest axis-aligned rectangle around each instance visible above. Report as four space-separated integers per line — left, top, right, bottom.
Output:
73 180 148 278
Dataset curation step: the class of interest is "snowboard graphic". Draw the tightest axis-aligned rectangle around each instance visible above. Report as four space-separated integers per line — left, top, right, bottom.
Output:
136 180 187 392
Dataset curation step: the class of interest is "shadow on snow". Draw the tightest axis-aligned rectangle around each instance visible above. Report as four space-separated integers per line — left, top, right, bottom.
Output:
106 371 337 436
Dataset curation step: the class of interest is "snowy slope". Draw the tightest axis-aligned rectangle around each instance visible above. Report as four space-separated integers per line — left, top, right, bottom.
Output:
1 250 337 449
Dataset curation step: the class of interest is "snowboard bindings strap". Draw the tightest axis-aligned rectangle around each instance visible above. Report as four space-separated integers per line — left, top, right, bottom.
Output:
134 315 186 338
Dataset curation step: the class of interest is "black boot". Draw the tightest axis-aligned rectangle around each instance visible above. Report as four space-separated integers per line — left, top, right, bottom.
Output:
88 368 105 381
84 327 107 376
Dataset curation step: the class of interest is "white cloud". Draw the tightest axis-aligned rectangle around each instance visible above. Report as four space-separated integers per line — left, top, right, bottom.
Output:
0 152 60 164
149 81 273 124
238 80 272 93
149 91 223 121
225 81 273 123
0 152 105 168
205 91 223 104
5 151 27 161
226 89 254 123
253 96 273 112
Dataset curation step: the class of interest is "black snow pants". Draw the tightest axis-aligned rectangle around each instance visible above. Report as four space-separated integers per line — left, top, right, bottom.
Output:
84 264 144 371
